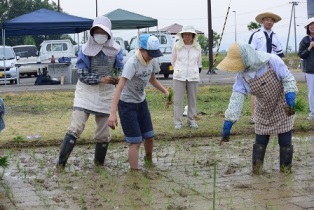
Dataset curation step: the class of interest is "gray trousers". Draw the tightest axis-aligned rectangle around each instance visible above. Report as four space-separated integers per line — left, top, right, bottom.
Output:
173 79 198 126
67 110 111 143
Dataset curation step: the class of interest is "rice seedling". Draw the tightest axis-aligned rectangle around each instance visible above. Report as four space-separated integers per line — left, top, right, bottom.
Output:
15 160 21 172
0 156 9 169
79 192 86 209
22 168 28 179
164 87 174 109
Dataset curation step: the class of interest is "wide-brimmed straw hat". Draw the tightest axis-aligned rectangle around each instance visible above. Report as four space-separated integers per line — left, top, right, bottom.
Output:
305 17 314 29
255 12 281 24
217 43 245 72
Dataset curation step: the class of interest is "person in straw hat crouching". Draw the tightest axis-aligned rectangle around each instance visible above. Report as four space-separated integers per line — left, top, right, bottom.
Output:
248 12 285 125
217 42 298 175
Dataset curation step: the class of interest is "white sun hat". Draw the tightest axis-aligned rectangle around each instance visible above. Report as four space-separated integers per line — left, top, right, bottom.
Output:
304 17 314 29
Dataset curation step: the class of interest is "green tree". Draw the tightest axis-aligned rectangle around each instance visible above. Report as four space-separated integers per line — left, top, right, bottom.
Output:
23 36 36 45
198 32 221 55
198 34 208 54
213 31 221 48
247 21 261 32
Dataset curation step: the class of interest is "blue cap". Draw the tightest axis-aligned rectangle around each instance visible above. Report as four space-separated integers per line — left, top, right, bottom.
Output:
139 34 163 58
0 98 5 132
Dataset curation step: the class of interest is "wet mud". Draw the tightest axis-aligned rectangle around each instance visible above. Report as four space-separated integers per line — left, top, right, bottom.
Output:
0 134 314 210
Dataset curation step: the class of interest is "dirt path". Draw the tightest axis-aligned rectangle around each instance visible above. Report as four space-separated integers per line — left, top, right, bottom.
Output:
1 134 314 210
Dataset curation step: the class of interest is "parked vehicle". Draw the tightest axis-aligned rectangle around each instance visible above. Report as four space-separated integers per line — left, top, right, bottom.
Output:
0 46 19 84
38 39 76 63
124 32 173 78
113 37 129 58
13 45 39 77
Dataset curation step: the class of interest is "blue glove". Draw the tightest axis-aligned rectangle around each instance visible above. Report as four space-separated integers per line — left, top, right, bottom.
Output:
285 92 295 108
222 120 233 138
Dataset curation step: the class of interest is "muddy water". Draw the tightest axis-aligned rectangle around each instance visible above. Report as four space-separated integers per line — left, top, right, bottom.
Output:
0 134 314 210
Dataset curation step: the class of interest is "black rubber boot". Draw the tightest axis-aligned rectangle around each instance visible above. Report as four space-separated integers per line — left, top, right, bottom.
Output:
280 145 293 173
94 142 109 166
56 133 77 169
252 144 267 175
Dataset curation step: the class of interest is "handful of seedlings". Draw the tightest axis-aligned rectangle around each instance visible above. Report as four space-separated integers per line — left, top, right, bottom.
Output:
112 68 121 85
164 88 174 109
284 106 295 116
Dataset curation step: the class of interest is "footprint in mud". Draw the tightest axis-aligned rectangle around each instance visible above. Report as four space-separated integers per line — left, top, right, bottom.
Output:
224 163 239 174
232 183 252 189
142 170 160 180
176 189 189 197
167 204 187 210
196 159 215 168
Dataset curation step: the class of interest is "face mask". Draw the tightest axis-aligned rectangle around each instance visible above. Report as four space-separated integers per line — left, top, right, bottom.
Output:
94 34 108 45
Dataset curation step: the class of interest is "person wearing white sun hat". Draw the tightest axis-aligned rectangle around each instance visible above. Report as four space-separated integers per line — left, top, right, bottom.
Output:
217 42 298 174
56 16 124 171
248 12 285 125
171 25 202 130
298 17 314 121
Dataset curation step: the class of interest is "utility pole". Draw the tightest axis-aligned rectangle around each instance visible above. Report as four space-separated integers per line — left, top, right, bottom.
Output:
96 0 98 17
57 0 60 12
232 11 237 42
285 1 299 54
207 0 214 74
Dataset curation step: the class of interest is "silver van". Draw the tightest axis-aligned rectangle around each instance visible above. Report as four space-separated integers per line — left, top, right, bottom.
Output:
13 45 39 77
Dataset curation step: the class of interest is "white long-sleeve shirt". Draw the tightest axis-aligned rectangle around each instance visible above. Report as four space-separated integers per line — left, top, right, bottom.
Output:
171 44 202 82
248 26 284 57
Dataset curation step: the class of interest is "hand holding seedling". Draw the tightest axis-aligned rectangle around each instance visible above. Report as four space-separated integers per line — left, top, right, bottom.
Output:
164 88 173 109
111 68 121 85
284 92 295 116
101 76 118 85
284 106 295 116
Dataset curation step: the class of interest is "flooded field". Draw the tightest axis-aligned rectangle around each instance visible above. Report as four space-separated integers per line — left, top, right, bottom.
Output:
0 134 314 210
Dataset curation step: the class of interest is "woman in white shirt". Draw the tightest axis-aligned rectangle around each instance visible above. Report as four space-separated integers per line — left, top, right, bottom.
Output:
171 25 202 129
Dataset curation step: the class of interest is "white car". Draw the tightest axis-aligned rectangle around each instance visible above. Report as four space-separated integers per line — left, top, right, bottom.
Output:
0 46 19 84
13 45 39 77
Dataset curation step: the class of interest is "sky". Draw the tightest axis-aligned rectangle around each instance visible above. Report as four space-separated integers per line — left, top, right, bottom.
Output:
51 0 308 52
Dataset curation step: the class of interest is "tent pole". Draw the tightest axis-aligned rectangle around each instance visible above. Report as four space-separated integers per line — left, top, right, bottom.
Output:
2 29 7 86
156 25 160 80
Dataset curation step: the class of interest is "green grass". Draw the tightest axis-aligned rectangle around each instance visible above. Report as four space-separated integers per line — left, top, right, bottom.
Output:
0 82 312 148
